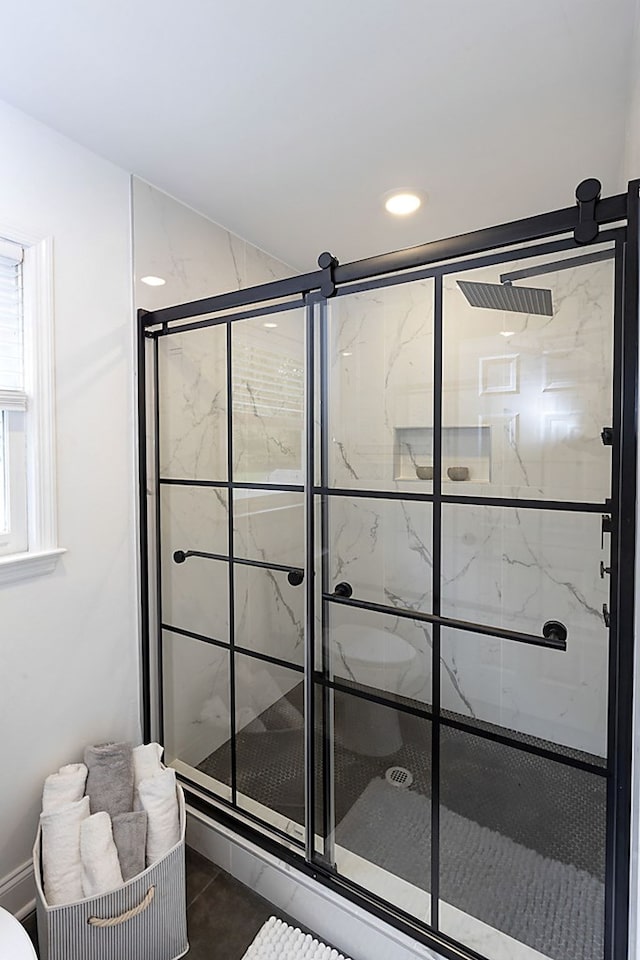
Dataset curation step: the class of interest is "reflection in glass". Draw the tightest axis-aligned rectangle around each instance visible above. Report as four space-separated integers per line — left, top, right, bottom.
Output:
326 279 434 491
234 564 304 667
234 655 305 833
158 324 227 481
161 483 228 558
161 554 228 641
232 310 305 484
327 495 432 612
163 630 231 800
444 245 614 502
234 490 303 568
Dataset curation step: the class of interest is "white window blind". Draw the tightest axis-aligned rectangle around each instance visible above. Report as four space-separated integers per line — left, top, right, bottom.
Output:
233 341 303 421
0 237 25 411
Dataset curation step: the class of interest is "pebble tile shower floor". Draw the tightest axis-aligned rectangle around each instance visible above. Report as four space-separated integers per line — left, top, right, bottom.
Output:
198 682 606 880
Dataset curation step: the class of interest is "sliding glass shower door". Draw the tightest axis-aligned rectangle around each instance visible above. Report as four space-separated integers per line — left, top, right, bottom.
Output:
316 241 615 960
158 305 309 842
142 182 638 960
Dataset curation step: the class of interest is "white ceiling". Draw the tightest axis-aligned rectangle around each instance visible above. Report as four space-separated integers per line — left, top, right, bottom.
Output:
0 0 637 270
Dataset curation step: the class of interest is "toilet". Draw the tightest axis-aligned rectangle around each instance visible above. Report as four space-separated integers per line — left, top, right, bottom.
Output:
0 907 38 959
333 625 417 756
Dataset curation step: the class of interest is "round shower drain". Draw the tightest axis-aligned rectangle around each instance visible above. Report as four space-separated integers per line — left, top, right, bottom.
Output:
385 766 413 788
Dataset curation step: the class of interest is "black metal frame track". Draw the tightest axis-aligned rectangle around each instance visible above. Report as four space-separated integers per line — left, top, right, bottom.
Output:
140 199 626 330
137 181 638 960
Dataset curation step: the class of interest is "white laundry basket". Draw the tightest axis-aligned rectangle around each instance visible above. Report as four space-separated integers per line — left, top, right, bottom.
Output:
33 784 188 960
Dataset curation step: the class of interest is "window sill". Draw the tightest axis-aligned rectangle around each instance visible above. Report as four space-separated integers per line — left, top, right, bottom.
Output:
0 547 66 586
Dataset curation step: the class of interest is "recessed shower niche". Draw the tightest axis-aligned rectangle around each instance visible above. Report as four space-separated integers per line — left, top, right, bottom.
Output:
393 425 491 482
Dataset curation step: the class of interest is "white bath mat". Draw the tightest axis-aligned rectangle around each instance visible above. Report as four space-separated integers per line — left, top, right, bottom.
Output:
242 916 352 960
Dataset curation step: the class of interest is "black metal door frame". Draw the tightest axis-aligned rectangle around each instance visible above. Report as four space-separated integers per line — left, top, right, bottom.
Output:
138 179 639 960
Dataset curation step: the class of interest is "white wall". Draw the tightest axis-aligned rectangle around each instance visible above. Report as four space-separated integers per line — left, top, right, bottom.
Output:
0 99 140 904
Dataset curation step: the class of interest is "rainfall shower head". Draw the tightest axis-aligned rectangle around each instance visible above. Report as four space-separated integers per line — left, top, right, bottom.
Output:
456 279 554 316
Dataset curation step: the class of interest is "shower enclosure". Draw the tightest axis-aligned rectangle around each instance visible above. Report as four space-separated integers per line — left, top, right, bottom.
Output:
138 179 639 960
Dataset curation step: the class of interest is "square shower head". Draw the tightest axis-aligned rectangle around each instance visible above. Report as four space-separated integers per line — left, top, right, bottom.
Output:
457 280 553 316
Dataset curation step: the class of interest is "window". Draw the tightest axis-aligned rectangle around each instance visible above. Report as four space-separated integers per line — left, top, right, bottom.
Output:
0 239 28 556
0 228 63 583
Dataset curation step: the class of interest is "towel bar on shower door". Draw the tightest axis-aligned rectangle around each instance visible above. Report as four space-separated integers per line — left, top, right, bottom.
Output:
325 584 568 652
172 549 304 586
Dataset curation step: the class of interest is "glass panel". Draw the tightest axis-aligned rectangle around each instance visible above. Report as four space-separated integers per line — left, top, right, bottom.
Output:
333 689 431 922
328 603 432 708
234 654 305 838
161 555 228 640
326 278 434 491
0 412 6 533
163 630 231 801
327 495 432 612
232 309 305 483
443 243 614 501
439 727 605 960
441 622 606 761
161 483 228 556
440 505 607 755
160 484 229 639
158 324 227 481
234 489 303 567
234 564 304 666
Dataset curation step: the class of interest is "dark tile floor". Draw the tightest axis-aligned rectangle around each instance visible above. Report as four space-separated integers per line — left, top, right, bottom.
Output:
21 846 319 960
184 847 319 960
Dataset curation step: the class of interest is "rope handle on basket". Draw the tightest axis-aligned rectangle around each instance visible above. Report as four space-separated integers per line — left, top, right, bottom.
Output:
87 885 155 927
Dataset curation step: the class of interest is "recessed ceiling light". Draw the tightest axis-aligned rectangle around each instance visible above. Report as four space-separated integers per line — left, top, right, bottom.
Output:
500 330 515 337
341 351 353 357
140 275 166 286
263 322 278 329
384 192 422 216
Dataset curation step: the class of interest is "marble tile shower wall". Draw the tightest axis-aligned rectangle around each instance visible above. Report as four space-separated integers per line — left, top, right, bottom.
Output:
137 174 614 770
134 179 303 770
328 258 613 757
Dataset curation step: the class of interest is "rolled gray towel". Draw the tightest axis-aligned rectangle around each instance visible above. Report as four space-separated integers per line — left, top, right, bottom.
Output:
112 811 148 881
84 742 134 818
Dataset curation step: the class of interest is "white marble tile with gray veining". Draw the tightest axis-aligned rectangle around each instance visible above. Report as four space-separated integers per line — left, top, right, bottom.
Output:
232 313 305 483
327 279 435 490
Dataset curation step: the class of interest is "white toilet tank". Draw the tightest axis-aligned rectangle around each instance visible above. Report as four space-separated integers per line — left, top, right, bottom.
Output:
0 907 38 959
333 625 418 756
333 624 416 691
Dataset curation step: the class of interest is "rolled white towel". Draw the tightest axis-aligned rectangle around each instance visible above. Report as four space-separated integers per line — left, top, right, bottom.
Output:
42 763 88 814
133 742 164 791
80 812 124 898
40 796 90 906
138 768 180 866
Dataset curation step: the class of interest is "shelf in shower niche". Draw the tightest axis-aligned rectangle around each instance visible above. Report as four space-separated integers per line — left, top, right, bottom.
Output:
393 425 491 483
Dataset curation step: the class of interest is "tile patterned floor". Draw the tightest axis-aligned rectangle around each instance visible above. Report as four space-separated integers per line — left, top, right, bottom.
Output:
20 846 319 960
198 682 606 879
